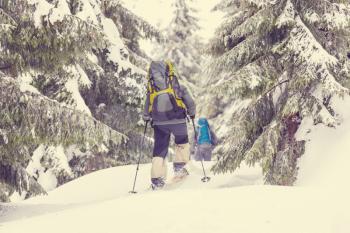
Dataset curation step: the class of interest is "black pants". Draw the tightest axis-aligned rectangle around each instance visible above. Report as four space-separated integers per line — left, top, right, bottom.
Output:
153 123 189 158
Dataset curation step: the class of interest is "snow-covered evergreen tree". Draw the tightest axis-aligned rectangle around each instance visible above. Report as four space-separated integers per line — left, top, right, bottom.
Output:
200 0 350 185
153 0 202 83
0 0 159 201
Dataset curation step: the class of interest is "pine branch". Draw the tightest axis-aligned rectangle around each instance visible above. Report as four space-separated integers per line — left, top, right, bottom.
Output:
262 79 289 98
212 0 238 12
252 79 289 107
0 65 11 70
107 1 162 41
0 8 17 26
0 77 127 149
209 0 350 185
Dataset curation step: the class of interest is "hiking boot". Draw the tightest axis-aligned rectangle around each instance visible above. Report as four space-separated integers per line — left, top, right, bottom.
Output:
151 177 165 190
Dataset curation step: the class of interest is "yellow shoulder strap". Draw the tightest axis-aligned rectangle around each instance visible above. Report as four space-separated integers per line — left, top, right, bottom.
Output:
165 60 175 79
165 61 187 109
147 65 154 94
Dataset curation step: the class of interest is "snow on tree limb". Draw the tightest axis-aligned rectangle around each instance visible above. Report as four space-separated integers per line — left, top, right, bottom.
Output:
204 0 350 185
0 8 17 26
0 77 126 152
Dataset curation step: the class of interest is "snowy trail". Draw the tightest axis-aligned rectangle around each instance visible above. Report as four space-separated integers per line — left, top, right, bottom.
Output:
0 162 261 223
0 162 348 233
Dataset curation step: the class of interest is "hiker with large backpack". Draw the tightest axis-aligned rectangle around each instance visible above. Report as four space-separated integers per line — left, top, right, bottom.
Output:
143 61 196 190
194 117 218 162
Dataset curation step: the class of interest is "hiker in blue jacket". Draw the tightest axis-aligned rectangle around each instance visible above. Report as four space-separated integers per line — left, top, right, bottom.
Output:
194 117 218 161
143 61 196 190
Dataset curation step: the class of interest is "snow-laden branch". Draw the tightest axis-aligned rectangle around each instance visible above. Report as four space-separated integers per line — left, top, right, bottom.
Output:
0 8 17 26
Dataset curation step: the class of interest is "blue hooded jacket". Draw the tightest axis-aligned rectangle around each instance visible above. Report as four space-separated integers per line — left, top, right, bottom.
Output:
197 118 211 145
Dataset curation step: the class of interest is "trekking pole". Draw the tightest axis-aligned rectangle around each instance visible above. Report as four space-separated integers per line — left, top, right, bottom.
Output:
129 121 148 194
191 118 211 183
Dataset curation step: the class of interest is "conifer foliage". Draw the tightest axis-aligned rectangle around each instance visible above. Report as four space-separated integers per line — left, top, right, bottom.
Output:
203 0 350 185
153 0 202 82
0 0 159 201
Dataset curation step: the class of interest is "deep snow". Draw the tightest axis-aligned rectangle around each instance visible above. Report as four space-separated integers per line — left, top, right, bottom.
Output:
296 96 350 188
0 157 349 233
0 162 264 232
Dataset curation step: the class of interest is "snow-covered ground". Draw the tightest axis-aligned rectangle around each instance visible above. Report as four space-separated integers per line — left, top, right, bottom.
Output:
0 162 263 232
296 96 350 188
0 154 349 233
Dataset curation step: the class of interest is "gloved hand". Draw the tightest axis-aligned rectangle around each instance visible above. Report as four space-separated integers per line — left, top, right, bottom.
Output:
189 115 195 120
143 115 151 123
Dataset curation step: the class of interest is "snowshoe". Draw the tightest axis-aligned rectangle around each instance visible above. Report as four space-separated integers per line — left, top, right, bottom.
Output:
151 177 165 190
171 167 189 183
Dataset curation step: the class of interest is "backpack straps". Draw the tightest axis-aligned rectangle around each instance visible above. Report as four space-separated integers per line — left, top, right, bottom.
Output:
147 65 155 113
166 60 175 79
165 60 187 110
196 125 201 142
165 60 175 90
207 124 212 143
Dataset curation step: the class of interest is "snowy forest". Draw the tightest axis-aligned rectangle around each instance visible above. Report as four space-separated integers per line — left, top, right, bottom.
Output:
1 0 350 232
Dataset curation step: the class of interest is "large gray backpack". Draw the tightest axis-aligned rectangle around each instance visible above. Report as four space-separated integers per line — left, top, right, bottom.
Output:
147 61 187 121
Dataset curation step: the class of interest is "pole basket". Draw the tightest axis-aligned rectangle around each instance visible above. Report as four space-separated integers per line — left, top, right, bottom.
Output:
201 176 211 183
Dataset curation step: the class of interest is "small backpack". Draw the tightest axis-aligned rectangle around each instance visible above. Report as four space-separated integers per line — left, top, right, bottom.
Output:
197 118 212 145
147 61 187 121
